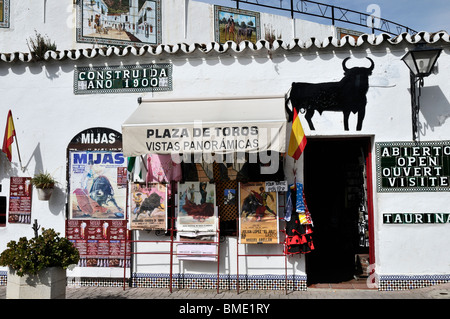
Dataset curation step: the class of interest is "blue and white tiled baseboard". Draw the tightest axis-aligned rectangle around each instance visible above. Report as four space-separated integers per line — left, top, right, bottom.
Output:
0 271 6 286
67 276 126 288
4 270 449 291
378 274 450 291
65 273 307 291
131 273 308 291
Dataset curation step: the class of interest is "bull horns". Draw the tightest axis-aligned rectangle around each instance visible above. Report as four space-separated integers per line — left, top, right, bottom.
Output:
342 57 375 72
367 57 375 71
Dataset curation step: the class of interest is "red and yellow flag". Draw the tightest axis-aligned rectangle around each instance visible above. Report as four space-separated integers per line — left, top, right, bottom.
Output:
288 108 307 160
2 110 16 162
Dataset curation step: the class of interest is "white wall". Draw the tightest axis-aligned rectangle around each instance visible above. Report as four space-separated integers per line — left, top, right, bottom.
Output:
1 42 450 279
1 0 450 281
0 0 335 53
0 1 81 53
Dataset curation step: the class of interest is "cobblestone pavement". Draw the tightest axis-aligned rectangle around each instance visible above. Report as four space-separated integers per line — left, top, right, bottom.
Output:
1 282 450 299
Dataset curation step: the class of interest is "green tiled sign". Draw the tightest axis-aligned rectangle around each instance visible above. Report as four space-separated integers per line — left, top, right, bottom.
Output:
74 64 172 95
383 213 450 224
376 141 450 192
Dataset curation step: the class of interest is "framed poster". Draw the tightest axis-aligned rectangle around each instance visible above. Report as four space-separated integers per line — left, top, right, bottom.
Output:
177 182 216 232
76 0 161 47
0 0 10 28
239 182 278 244
176 242 218 262
214 6 260 44
8 177 32 224
66 219 130 267
176 227 218 261
68 150 127 219
130 183 167 230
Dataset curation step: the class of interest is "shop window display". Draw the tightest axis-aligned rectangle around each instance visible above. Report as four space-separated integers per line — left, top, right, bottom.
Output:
144 152 285 236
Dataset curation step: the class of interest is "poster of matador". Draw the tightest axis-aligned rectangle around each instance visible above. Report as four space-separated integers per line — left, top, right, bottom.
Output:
239 182 278 244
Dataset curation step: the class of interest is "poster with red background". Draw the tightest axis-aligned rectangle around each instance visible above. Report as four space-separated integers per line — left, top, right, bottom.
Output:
66 219 130 267
8 177 32 224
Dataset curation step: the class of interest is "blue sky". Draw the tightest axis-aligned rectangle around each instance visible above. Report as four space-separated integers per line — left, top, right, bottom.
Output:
198 0 450 33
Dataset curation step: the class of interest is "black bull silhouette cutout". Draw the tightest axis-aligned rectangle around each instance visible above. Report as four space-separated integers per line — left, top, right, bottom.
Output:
285 57 374 131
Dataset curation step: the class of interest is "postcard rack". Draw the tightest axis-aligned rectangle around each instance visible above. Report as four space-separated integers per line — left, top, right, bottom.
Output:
123 217 221 293
235 217 289 295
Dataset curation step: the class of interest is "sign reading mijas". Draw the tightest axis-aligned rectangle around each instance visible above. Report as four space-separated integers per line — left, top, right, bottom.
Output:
376 141 450 192
383 213 450 224
74 64 172 94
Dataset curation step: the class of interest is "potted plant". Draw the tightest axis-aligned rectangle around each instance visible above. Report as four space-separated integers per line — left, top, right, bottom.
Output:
31 172 56 200
0 228 80 299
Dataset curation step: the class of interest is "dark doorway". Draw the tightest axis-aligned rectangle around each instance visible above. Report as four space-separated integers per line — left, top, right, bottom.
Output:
304 138 371 285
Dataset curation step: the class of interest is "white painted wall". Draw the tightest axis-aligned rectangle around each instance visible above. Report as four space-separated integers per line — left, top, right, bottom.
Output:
0 0 450 283
0 0 335 53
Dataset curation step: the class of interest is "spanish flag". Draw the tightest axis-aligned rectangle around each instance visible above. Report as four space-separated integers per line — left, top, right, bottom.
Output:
2 110 16 162
288 108 307 160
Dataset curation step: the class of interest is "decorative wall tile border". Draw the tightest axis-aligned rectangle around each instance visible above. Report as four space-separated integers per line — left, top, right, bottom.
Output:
0 0 10 28
0 271 7 286
3 32 450 64
131 273 308 291
65 273 308 291
5 271 448 292
378 274 450 291
67 277 125 288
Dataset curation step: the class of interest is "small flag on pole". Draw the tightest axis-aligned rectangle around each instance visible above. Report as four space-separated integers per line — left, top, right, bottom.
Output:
2 110 16 162
127 156 144 180
288 108 307 160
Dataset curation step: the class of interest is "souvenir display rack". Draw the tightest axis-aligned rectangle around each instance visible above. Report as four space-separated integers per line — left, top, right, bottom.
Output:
235 217 289 294
123 213 221 293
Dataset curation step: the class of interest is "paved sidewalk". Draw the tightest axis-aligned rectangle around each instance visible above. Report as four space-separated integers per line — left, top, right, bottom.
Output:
1 282 450 299
2 283 449 318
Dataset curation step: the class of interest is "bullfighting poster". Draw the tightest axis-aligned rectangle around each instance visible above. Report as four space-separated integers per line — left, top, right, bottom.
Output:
66 219 130 268
239 182 279 244
177 182 217 232
69 151 127 219
176 227 218 262
8 177 32 224
130 183 167 230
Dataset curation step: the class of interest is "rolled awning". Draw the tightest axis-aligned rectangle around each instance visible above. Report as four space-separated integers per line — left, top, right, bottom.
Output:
121 96 287 157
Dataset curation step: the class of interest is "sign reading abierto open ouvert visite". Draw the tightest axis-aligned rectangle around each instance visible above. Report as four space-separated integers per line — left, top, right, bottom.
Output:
376 141 450 192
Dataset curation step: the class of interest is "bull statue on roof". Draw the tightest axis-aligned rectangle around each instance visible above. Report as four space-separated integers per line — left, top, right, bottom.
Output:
285 57 374 131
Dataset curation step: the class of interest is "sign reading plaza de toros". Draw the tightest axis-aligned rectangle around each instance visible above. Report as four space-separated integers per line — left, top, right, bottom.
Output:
376 141 450 192
74 64 172 94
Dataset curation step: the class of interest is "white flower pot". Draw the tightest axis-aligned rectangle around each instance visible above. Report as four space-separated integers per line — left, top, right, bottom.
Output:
36 188 53 200
6 267 67 299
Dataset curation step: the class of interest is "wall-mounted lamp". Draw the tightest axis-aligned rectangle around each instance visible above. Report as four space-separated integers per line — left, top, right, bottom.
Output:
401 47 442 142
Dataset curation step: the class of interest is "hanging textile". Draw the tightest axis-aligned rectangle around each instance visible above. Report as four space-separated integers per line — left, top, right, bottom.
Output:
146 154 182 183
298 188 313 225
284 183 314 255
284 183 313 225
285 189 293 222
294 183 306 212
357 148 370 248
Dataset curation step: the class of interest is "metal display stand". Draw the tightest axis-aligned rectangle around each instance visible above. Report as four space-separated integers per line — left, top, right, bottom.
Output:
235 218 289 295
123 190 221 293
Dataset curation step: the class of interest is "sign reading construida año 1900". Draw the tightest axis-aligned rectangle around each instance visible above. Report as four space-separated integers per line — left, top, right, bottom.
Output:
376 141 450 192
74 64 172 95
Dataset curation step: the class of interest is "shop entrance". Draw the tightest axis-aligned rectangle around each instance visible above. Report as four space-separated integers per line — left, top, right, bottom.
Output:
304 138 372 285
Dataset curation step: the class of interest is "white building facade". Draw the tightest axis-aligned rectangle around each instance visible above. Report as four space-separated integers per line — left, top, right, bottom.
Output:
0 0 449 292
